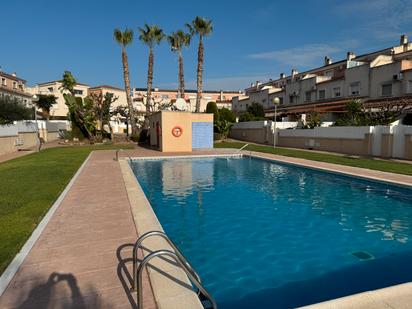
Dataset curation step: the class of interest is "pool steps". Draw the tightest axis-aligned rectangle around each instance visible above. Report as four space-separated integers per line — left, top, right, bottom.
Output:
133 230 217 309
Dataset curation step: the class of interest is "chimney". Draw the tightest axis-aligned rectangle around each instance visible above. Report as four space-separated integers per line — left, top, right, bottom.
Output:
291 69 298 77
401 34 408 45
12 72 17 77
280 72 286 79
324 56 332 66
346 52 356 61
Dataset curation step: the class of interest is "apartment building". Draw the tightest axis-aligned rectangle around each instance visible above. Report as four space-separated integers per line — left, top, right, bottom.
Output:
88 85 130 109
133 88 241 112
232 35 412 121
28 81 90 119
0 71 33 105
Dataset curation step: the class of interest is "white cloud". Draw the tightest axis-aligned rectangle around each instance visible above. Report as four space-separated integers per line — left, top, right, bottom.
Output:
247 44 342 68
336 0 412 41
157 74 273 91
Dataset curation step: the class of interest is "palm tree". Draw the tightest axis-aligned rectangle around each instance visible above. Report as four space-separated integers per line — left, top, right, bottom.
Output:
167 30 191 99
113 28 137 135
138 24 165 116
186 17 213 113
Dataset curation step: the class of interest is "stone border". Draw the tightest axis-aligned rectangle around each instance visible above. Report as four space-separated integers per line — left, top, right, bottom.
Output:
0 152 92 296
245 151 412 188
130 153 242 161
119 159 204 309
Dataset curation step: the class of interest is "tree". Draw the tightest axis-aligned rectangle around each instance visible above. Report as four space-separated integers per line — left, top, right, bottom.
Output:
0 96 33 125
167 30 191 98
239 112 254 122
218 107 236 123
114 28 137 135
89 92 118 140
59 71 77 95
35 94 57 119
64 94 95 139
186 17 213 113
206 101 219 122
247 102 265 118
304 111 322 129
139 24 165 123
214 120 233 140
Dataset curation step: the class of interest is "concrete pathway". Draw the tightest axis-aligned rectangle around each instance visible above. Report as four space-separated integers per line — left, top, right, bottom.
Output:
0 150 156 309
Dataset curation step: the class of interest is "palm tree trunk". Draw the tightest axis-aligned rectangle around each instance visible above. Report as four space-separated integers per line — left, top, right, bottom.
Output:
178 52 185 99
147 48 154 114
195 36 204 113
143 48 154 129
121 47 137 135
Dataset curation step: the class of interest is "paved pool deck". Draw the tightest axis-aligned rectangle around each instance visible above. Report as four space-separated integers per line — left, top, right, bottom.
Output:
0 146 411 309
0 150 156 309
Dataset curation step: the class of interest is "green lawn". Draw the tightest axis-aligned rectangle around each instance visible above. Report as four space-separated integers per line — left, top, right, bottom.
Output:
215 141 412 176
0 144 134 274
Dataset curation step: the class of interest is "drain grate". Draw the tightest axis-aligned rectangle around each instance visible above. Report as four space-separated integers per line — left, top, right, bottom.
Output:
351 251 374 261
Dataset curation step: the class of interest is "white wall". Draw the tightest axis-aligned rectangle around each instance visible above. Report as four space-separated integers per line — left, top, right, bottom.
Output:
279 126 372 139
0 124 18 137
232 121 297 130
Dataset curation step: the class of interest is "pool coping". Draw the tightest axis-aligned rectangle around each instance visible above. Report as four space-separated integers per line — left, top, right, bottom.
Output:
119 158 206 309
245 151 412 189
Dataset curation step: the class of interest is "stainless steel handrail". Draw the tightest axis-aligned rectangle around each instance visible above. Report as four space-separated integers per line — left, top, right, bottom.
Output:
132 230 201 290
114 149 132 162
137 249 217 309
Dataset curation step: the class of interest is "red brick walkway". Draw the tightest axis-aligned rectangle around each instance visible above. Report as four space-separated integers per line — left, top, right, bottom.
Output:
0 150 155 309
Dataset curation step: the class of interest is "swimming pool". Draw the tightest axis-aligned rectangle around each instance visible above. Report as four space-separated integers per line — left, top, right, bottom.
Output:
130 156 412 308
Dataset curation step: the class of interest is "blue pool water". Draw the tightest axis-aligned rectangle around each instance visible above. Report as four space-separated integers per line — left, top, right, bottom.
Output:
131 156 412 308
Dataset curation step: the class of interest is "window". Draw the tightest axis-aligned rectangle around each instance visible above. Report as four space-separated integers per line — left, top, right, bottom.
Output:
350 82 360 96
289 95 294 104
318 89 326 100
381 83 392 96
161 94 169 99
325 70 334 77
74 89 83 95
305 91 311 102
48 87 54 92
333 87 341 97
13 81 17 89
408 80 412 93
1 78 6 86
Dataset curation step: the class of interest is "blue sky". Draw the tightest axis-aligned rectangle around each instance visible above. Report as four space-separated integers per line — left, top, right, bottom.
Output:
1 0 412 90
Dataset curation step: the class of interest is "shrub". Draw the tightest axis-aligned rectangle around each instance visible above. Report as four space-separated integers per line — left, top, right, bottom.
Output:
206 101 219 121
247 102 265 118
218 107 236 123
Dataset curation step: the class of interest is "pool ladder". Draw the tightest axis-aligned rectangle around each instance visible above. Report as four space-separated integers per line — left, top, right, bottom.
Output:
114 149 132 162
132 231 217 309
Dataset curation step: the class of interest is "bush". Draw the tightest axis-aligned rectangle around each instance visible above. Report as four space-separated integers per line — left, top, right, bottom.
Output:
206 101 219 122
304 112 322 129
218 107 236 123
247 102 265 118
239 112 254 122
0 96 33 125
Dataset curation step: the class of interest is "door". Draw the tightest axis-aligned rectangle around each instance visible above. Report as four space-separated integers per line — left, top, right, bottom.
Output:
192 122 213 149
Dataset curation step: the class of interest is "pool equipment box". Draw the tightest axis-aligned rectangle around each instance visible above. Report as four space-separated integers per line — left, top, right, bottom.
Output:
148 111 214 152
